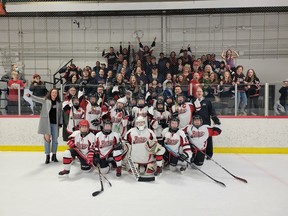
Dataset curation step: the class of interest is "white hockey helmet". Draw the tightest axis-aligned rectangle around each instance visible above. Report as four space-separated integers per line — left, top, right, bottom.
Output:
135 116 146 131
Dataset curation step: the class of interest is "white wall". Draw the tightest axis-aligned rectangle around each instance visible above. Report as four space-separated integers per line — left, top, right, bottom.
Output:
0 117 287 149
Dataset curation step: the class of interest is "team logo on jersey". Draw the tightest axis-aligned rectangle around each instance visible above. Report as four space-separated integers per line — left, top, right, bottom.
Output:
72 112 84 119
137 112 147 117
100 140 114 148
76 142 89 149
165 137 179 145
133 136 148 144
88 107 101 115
191 131 205 138
178 107 187 114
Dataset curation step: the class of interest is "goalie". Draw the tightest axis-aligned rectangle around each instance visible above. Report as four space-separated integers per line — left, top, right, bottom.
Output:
123 116 165 176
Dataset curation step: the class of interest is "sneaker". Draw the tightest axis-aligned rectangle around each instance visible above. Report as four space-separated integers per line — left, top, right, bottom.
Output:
179 166 187 174
58 170 70 175
154 166 162 176
116 167 122 177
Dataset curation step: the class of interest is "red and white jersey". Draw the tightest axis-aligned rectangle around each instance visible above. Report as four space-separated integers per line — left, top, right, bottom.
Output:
131 106 153 126
110 108 129 138
183 125 221 150
85 102 102 131
66 106 85 134
162 128 191 158
95 131 120 159
150 109 171 137
172 102 195 129
69 131 95 155
124 127 157 164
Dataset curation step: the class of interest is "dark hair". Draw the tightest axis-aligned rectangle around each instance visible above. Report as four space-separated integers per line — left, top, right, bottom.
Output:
45 88 61 102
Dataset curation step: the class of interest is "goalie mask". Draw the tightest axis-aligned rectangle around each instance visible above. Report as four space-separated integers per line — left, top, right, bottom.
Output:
79 119 90 137
135 116 146 131
192 115 203 128
176 94 185 105
102 121 112 135
169 117 180 133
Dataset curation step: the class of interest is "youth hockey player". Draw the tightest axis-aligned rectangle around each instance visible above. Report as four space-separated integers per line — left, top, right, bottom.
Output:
171 93 195 129
131 95 153 127
161 117 191 173
94 121 123 177
85 93 103 134
58 119 96 175
183 115 221 167
110 97 129 138
123 116 165 176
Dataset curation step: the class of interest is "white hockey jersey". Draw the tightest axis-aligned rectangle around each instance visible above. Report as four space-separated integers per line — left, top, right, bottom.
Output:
131 106 153 126
124 127 157 164
85 102 102 132
150 109 171 138
95 131 120 159
183 124 221 150
171 102 195 129
162 127 191 158
68 131 95 155
66 106 85 134
110 108 129 138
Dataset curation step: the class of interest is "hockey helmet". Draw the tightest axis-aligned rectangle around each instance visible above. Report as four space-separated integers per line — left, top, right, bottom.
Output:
192 115 203 128
79 119 90 136
165 95 174 107
169 117 180 133
72 96 80 108
176 94 186 105
135 116 146 131
107 97 116 107
137 95 146 108
102 121 112 135
79 119 90 128
88 93 97 106
156 94 164 104
156 102 165 112
117 97 126 107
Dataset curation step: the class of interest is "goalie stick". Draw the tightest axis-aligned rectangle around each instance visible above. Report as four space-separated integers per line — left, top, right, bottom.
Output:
127 156 156 182
191 144 248 183
165 145 226 187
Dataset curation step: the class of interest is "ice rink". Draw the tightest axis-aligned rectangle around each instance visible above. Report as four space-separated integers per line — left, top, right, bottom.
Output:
0 152 287 216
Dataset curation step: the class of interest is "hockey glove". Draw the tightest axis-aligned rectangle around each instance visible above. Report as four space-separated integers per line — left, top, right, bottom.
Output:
67 139 75 148
179 153 189 162
86 151 94 165
114 142 122 151
93 153 100 164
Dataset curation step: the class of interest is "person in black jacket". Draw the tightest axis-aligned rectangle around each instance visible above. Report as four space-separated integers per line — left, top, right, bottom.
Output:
29 74 48 114
192 87 221 158
279 78 288 115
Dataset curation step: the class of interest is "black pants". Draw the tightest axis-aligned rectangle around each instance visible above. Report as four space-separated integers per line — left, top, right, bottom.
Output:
205 136 213 158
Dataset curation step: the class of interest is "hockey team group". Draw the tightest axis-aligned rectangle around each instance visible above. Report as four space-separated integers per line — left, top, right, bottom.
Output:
57 86 222 179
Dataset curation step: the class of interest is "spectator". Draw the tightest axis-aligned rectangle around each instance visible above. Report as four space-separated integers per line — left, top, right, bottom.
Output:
29 74 48 114
102 47 118 71
127 74 142 98
158 52 169 74
76 66 94 96
147 65 164 84
245 69 261 115
232 65 247 115
163 80 174 100
162 72 173 91
26 88 62 164
137 36 156 62
6 71 26 114
1 63 26 83
119 41 131 64
219 71 233 115
179 45 193 65
92 60 101 76
169 51 178 75
64 74 80 93
279 78 288 115
221 49 239 72
188 72 201 99
134 66 147 85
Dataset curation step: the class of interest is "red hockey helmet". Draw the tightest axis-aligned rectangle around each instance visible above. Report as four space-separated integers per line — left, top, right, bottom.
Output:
79 119 90 128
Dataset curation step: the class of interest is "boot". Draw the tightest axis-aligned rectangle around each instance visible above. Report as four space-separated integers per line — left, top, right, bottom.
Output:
52 154 58 162
154 166 162 176
45 155 50 164
116 166 122 177
58 170 70 175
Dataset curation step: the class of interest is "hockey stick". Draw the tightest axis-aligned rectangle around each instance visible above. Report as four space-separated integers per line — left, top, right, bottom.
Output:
191 144 248 183
127 156 156 182
74 148 112 188
165 145 226 187
92 164 104 197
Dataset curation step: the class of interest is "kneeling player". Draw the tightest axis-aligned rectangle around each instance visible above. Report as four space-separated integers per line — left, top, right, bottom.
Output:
123 116 165 176
94 121 123 177
59 119 96 175
183 115 221 167
162 117 192 173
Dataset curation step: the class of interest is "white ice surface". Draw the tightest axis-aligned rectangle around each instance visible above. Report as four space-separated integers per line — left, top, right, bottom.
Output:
0 152 288 216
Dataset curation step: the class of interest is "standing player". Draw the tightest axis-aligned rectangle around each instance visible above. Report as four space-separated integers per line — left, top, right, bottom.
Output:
172 94 195 129
94 121 123 177
123 116 165 176
58 119 96 175
162 118 191 173
85 94 103 134
183 115 221 167
131 95 153 127
110 97 129 138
